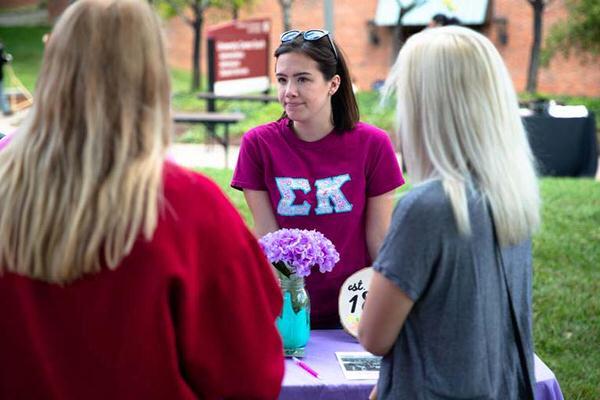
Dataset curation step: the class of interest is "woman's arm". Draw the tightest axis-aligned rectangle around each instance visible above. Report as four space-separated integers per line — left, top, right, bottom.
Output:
365 189 396 260
358 270 414 356
243 189 280 237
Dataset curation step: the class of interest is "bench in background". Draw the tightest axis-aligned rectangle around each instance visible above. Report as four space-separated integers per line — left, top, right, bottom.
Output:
196 92 279 113
196 92 278 104
172 111 245 168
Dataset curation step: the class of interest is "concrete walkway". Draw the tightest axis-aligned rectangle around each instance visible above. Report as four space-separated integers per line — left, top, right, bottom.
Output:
168 143 240 169
0 9 48 27
0 109 239 169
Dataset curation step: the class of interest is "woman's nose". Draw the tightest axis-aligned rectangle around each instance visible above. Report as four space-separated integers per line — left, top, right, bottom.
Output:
284 82 297 97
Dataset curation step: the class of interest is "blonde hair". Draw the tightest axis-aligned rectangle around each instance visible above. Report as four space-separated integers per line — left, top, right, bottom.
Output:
0 0 171 283
384 26 540 245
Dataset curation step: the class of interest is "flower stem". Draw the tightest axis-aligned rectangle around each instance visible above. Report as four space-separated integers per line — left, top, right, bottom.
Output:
272 260 292 278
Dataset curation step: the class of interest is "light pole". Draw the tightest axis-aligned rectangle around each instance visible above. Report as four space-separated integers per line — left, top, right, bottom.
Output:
324 0 334 37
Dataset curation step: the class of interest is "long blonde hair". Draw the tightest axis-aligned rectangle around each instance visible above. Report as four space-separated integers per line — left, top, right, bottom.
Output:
0 0 171 283
384 26 540 245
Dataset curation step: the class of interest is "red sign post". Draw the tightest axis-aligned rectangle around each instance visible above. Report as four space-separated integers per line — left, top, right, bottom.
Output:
207 18 271 98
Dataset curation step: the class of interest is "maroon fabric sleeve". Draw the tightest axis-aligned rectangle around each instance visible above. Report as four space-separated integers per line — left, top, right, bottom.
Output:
366 132 405 197
231 130 267 191
176 176 284 399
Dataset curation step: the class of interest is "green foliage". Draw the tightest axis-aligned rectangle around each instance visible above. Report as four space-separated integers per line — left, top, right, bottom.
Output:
171 68 282 142
0 26 50 91
151 0 255 20
153 1 179 19
0 3 40 13
171 68 198 93
201 169 600 399
171 68 398 143
356 90 395 134
542 0 600 64
226 0 257 14
198 167 253 223
172 93 282 143
518 92 600 146
152 0 256 91
171 89 397 144
519 92 600 118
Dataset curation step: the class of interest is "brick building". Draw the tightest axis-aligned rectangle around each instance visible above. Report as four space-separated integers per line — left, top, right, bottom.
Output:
0 0 68 20
0 0 38 10
164 0 599 97
6 0 597 96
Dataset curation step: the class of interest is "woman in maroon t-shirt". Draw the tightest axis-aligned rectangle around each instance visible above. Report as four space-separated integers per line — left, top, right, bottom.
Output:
232 30 404 328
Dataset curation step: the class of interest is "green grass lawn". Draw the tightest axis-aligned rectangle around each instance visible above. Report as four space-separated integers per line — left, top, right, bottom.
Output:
532 179 600 399
0 26 50 92
199 167 600 399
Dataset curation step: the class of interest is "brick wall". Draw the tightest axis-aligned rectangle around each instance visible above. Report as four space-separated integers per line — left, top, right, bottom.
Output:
492 0 600 95
34 0 600 96
0 0 68 19
0 0 38 10
166 0 599 97
164 0 393 91
48 0 69 20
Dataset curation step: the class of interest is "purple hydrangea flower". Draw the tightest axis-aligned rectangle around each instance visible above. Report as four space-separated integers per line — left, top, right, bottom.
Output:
259 228 340 277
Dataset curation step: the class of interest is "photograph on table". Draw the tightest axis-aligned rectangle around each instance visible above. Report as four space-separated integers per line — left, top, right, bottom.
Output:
335 352 382 380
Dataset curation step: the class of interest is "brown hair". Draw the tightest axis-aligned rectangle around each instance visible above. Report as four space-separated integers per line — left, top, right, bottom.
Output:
275 33 359 132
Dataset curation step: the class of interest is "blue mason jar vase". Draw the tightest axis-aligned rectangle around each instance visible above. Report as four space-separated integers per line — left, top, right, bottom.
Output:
276 271 310 357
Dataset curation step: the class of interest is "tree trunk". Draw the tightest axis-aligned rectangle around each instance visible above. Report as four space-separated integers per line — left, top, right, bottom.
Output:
279 0 292 31
191 2 203 91
391 1 422 64
392 8 406 62
526 1 545 93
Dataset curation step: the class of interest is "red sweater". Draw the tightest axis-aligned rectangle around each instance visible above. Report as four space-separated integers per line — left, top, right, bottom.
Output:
0 162 284 399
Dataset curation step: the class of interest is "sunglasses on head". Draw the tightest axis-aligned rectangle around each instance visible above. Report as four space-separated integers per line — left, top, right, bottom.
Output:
280 29 339 61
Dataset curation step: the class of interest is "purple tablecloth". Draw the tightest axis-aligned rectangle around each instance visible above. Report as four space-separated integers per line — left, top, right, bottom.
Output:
534 354 565 400
280 330 564 400
280 330 373 400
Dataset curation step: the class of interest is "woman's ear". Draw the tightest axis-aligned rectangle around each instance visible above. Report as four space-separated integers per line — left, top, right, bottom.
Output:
329 74 341 95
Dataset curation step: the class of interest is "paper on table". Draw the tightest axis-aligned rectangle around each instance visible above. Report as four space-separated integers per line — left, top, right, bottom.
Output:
519 108 534 117
548 101 588 118
534 354 556 382
335 351 381 380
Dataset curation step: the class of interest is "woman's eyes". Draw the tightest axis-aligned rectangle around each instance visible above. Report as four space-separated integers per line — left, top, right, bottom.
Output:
277 77 311 84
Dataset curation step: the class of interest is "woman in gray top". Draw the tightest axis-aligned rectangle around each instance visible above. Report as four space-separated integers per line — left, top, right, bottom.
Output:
358 26 540 399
